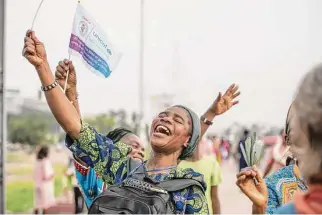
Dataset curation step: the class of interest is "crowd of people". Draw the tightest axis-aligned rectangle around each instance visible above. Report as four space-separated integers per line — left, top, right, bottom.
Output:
25 29 322 214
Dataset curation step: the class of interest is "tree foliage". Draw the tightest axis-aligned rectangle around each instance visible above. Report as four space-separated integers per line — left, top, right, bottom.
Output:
7 113 57 146
84 113 116 134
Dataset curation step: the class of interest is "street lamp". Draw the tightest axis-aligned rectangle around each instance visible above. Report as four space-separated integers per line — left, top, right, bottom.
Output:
0 0 6 213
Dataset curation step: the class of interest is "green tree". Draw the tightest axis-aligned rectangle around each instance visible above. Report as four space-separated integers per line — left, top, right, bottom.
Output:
84 114 116 134
8 113 56 146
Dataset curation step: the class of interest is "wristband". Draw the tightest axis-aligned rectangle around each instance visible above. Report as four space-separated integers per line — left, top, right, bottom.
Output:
200 116 213 126
41 81 58 92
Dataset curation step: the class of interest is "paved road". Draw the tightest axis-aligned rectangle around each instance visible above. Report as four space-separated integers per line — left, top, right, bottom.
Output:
219 159 253 214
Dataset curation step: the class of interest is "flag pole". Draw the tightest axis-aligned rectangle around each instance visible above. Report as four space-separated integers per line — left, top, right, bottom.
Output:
64 0 80 93
138 0 145 136
63 54 71 93
0 0 6 213
31 0 45 30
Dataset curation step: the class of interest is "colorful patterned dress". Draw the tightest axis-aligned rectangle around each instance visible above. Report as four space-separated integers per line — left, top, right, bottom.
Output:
65 123 209 214
264 164 307 214
73 158 106 208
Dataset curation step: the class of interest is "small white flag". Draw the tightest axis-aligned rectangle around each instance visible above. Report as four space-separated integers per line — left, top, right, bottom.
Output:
68 3 122 78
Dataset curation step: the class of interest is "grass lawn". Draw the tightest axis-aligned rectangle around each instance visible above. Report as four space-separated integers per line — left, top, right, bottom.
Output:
6 166 33 176
6 152 29 163
6 164 65 213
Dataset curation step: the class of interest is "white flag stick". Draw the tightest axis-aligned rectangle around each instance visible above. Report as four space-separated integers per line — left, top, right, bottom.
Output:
31 0 45 30
63 54 71 93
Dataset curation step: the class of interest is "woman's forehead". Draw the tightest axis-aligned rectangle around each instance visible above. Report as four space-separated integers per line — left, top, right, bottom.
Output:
122 134 145 147
164 106 191 120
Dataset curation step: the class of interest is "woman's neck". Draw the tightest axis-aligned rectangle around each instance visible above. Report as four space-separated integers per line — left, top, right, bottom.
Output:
146 152 178 171
185 151 200 162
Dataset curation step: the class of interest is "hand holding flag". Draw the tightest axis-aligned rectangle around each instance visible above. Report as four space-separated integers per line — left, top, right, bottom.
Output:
23 30 47 69
55 60 77 92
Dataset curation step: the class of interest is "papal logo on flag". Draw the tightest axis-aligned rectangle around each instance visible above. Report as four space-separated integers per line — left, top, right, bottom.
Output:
78 20 89 37
69 3 122 78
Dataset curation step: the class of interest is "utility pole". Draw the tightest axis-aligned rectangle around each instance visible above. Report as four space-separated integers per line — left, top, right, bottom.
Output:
0 0 6 213
138 0 145 136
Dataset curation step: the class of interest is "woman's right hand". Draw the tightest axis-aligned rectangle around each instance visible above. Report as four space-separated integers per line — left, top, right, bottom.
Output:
236 166 268 208
55 59 77 92
22 30 47 69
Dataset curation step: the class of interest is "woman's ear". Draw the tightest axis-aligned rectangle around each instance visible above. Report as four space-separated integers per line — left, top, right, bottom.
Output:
183 136 190 147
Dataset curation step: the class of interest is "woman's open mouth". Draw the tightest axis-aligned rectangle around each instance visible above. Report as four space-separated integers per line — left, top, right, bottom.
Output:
154 125 171 136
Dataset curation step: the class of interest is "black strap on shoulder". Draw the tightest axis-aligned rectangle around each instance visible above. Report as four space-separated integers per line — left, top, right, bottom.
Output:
126 158 145 180
126 159 205 193
158 178 205 193
127 157 142 172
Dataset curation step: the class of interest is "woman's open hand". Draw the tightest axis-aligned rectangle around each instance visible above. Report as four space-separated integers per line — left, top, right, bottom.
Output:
210 83 240 115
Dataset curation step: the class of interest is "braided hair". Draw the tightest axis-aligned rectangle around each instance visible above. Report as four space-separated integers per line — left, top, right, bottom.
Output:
107 127 134 143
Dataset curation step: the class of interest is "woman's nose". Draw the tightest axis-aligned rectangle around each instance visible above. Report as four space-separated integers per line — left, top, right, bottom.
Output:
160 117 172 124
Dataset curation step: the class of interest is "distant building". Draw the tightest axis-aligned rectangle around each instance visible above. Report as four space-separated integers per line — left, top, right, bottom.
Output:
6 88 62 134
6 89 50 115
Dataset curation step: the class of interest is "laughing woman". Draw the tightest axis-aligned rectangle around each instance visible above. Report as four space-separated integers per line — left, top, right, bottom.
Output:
54 58 239 210
23 30 239 214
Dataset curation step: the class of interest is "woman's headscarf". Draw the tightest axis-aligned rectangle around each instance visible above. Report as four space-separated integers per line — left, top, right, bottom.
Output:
174 105 201 160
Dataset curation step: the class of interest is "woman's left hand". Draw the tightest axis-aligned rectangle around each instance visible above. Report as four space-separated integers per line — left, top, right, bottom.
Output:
210 83 240 115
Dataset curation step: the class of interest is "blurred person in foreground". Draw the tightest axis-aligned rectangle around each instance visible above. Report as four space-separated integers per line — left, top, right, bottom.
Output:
236 64 322 214
33 146 55 214
179 137 222 214
263 129 289 177
54 58 240 209
260 104 307 214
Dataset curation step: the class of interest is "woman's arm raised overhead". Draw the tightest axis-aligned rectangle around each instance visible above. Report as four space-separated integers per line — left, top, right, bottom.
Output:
23 30 81 139
23 30 136 185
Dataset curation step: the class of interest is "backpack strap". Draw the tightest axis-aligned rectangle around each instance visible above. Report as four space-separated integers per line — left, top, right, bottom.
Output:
127 158 142 172
126 158 145 180
158 178 205 193
126 159 205 193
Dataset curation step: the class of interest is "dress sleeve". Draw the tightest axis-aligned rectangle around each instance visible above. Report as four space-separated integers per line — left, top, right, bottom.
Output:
265 185 280 214
65 122 130 185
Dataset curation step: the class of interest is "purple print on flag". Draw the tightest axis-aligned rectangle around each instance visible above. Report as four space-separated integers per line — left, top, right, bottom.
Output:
69 34 111 78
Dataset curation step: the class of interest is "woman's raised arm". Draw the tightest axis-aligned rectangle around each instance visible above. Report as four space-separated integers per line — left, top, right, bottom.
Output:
23 30 81 138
